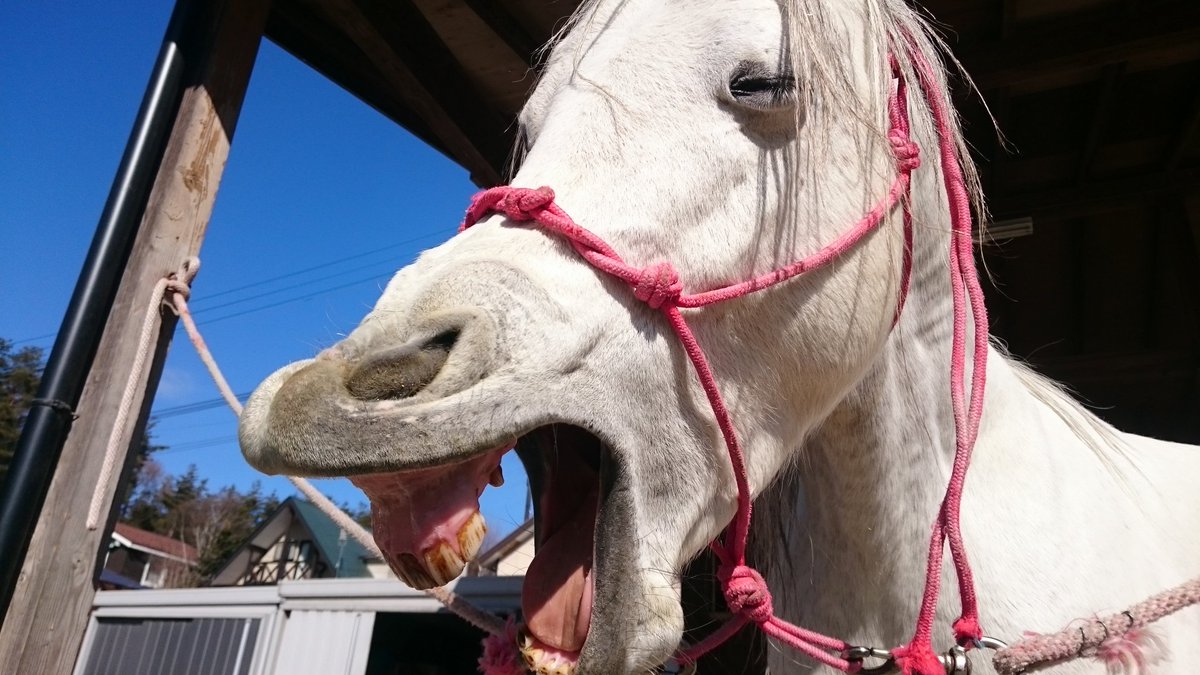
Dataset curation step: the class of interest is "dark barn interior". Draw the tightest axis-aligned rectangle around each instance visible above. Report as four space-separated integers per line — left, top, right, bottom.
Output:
262 0 1199 670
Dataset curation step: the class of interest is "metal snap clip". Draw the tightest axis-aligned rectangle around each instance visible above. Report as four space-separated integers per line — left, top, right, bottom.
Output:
939 635 1010 674
844 645 896 674
940 644 970 673
973 635 1008 651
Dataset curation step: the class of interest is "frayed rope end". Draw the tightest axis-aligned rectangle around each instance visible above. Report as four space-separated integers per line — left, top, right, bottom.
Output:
952 616 983 645
1097 627 1166 675
478 616 526 675
892 643 944 675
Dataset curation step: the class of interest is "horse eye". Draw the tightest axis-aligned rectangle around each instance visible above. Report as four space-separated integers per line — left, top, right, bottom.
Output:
728 71 797 110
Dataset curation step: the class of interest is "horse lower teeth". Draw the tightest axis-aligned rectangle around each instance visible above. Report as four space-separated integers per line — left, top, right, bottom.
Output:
518 628 578 675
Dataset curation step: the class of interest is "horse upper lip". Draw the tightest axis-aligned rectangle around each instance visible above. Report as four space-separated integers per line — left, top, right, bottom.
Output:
239 309 515 476
238 357 536 476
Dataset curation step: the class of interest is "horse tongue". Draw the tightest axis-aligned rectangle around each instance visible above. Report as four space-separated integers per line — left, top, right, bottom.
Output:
523 486 597 653
350 446 507 588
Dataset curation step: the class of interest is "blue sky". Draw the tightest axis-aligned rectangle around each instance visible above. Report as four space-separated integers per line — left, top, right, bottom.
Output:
1 3 530 538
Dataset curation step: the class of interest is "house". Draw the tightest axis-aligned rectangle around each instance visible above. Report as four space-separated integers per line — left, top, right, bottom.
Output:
468 518 533 577
210 497 391 586
102 522 197 589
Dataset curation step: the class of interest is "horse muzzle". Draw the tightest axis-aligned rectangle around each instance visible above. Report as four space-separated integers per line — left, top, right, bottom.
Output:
237 307 524 476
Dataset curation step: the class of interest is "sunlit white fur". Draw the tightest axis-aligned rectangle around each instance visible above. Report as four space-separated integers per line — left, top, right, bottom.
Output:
241 1 1200 672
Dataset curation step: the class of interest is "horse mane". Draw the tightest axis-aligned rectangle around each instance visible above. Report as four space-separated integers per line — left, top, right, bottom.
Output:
1002 348 1143 486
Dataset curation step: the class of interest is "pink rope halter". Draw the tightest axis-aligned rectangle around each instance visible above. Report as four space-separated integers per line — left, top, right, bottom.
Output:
461 52 987 675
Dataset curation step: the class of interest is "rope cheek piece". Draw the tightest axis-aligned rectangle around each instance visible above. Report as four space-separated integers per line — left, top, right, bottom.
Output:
461 52 1000 675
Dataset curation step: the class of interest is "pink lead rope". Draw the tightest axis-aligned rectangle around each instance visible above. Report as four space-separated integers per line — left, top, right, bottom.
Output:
461 53 985 675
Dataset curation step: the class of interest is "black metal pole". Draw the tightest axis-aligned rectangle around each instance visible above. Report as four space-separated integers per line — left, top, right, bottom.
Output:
0 0 209 623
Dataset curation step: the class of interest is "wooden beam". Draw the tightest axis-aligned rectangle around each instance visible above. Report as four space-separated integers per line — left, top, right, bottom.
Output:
1182 194 1200 298
0 0 270 672
999 0 1017 40
1165 84 1200 175
360 0 513 173
461 0 540 69
265 5 442 153
1075 63 1125 185
961 4 1200 91
321 0 507 185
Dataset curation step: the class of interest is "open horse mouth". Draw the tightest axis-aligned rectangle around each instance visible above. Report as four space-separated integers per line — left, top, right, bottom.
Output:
239 304 676 674
350 424 608 673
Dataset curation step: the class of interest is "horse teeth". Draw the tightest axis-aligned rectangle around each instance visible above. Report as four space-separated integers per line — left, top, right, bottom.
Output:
393 552 437 589
423 541 465 585
458 511 488 561
518 635 577 675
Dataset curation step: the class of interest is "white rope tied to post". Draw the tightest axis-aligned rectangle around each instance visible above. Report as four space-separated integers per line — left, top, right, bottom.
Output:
87 258 201 530
164 257 507 637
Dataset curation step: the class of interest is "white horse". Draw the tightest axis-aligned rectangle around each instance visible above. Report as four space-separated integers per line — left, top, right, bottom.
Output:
238 0 1200 673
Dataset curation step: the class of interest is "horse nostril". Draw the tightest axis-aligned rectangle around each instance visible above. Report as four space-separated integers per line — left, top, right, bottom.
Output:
344 330 459 401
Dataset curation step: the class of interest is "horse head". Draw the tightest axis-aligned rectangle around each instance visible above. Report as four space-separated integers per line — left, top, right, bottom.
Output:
239 1 970 672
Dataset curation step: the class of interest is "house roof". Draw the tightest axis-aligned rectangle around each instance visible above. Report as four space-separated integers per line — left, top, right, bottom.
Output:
472 518 533 574
210 497 379 585
288 497 378 579
113 522 197 563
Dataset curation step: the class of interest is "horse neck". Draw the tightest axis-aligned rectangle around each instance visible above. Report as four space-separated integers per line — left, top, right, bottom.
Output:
751 159 993 644
750 215 1149 650
753 294 965 646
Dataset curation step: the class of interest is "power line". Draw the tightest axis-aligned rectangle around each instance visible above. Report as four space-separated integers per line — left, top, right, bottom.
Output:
190 257 406 314
10 333 56 346
11 227 453 344
157 435 239 453
197 271 396 325
194 229 449 301
152 393 250 419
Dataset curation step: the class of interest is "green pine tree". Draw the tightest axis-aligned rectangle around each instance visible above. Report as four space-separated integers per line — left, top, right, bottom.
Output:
0 338 45 489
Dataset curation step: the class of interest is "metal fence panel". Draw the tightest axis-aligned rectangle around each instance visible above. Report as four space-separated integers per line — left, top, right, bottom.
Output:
80 617 260 675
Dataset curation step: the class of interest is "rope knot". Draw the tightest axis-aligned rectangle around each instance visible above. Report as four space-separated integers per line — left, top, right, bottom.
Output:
721 565 774 624
497 186 555 222
888 128 921 172
163 257 200 314
633 261 682 309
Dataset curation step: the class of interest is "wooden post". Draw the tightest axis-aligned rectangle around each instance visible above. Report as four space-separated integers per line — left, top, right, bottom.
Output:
0 0 270 671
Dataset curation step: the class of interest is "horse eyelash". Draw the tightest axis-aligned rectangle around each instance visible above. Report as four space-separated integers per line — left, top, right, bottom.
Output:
728 73 798 108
